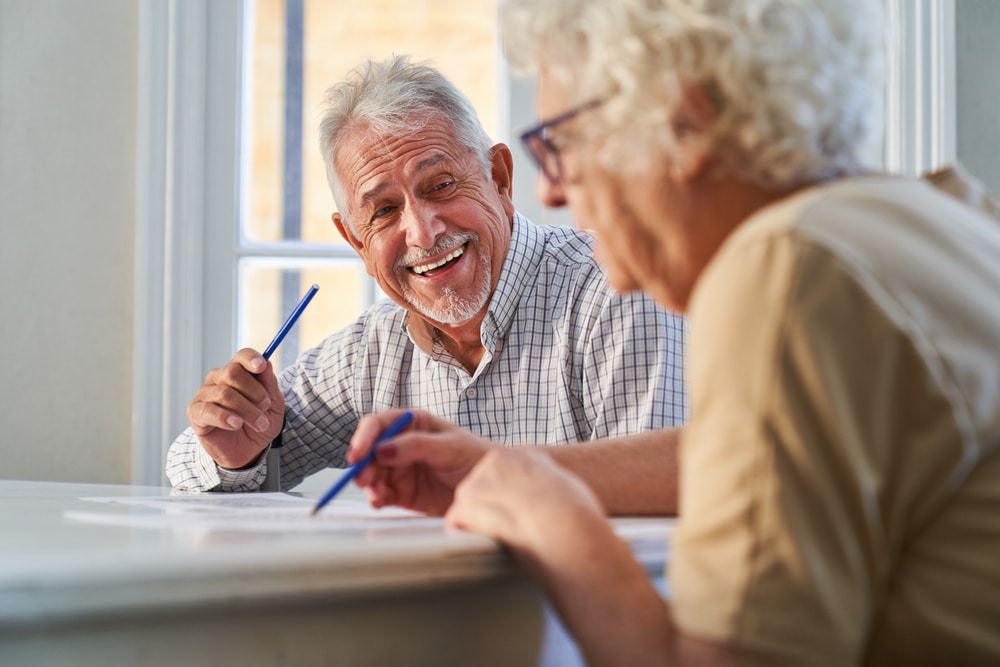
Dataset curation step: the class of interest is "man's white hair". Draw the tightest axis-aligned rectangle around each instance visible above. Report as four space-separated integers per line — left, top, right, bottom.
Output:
318 55 495 233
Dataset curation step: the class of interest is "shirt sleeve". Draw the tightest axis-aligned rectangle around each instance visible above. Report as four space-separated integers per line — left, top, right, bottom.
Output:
672 231 900 664
165 427 267 491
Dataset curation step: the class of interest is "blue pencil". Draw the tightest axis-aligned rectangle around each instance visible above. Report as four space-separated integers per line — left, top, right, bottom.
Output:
311 411 415 516
262 284 319 361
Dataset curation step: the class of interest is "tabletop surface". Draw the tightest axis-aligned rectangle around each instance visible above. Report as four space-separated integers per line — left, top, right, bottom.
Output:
0 480 672 626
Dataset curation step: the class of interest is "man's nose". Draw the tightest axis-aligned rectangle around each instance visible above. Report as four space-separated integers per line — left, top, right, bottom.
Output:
536 173 567 208
400 202 445 248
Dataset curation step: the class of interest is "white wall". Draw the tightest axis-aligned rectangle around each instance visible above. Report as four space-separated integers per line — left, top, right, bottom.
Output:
0 0 138 483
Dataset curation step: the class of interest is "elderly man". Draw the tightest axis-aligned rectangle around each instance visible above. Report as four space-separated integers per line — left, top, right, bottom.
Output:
166 55 686 492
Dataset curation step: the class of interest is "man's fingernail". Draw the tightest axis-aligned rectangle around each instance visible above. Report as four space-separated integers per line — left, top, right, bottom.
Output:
250 357 265 372
255 415 269 431
227 415 243 429
260 396 271 411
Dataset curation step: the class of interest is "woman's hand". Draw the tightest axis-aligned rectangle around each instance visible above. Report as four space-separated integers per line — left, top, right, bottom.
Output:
445 447 607 563
349 409 494 516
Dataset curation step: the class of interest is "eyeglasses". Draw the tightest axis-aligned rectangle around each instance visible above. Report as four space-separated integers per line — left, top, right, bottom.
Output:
519 99 603 185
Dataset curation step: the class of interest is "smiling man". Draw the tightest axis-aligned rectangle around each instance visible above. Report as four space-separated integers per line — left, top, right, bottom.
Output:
166 56 687 492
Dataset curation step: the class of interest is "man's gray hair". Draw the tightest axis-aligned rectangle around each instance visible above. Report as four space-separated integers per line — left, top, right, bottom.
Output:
319 55 494 232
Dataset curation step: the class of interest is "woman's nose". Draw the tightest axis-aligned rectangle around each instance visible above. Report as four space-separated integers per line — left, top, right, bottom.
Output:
535 173 567 208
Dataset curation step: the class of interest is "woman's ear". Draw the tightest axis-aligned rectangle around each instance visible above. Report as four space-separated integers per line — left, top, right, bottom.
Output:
671 84 715 183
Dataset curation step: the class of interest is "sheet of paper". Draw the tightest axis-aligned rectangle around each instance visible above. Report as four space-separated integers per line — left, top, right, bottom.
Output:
64 493 675 546
65 493 441 533
79 492 420 516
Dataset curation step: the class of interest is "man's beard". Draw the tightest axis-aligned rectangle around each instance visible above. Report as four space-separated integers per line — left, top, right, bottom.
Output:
399 233 493 325
405 276 491 324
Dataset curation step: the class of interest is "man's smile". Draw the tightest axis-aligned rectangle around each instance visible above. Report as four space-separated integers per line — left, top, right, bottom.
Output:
409 242 468 276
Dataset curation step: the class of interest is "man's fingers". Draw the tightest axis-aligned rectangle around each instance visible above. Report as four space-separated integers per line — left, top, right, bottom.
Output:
201 350 271 399
188 385 274 435
233 347 268 374
189 401 241 436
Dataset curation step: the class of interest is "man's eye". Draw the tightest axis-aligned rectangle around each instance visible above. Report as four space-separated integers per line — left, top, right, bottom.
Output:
431 180 454 192
373 205 393 219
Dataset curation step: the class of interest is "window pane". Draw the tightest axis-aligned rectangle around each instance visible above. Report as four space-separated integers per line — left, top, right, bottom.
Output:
246 0 288 244
245 0 499 244
238 259 369 371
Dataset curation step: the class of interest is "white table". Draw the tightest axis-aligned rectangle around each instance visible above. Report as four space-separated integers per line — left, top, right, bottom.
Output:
0 480 672 666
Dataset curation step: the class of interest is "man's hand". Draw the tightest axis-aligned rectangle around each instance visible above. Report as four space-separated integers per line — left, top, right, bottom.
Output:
350 409 493 516
186 348 285 469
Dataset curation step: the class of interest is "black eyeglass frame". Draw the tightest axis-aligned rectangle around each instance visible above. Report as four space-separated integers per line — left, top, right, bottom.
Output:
519 98 603 185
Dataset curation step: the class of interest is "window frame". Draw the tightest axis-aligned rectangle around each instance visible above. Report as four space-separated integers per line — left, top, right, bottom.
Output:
884 0 956 174
132 0 956 485
134 0 242 485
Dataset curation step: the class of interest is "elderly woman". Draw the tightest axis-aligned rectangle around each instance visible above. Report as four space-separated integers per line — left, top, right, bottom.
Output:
351 0 1000 664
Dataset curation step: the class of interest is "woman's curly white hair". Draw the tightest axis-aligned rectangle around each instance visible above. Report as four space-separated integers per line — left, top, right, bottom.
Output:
502 0 885 188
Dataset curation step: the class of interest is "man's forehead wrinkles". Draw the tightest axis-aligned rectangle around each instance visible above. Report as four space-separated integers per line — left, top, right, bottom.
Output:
354 149 455 206
415 153 449 172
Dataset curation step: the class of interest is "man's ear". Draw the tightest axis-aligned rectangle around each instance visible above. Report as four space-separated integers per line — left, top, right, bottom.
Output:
333 212 362 252
332 212 374 276
671 84 715 183
489 143 516 217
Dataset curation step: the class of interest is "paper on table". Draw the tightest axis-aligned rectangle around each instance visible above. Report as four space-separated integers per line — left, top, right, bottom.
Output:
63 493 676 547
78 492 418 515
64 493 441 533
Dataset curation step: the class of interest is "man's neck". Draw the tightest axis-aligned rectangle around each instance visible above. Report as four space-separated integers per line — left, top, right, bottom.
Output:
435 317 487 375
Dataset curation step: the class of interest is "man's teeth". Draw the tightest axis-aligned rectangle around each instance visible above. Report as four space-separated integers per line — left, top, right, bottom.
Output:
412 246 464 275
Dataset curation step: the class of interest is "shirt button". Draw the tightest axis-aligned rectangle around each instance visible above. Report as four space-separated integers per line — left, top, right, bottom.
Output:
465 387 477 398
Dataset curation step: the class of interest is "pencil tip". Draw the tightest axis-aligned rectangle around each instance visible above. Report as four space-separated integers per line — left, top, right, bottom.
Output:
310 508 319 518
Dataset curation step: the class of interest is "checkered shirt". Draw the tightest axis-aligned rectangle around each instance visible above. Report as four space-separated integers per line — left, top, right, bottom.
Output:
166 213 687 491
